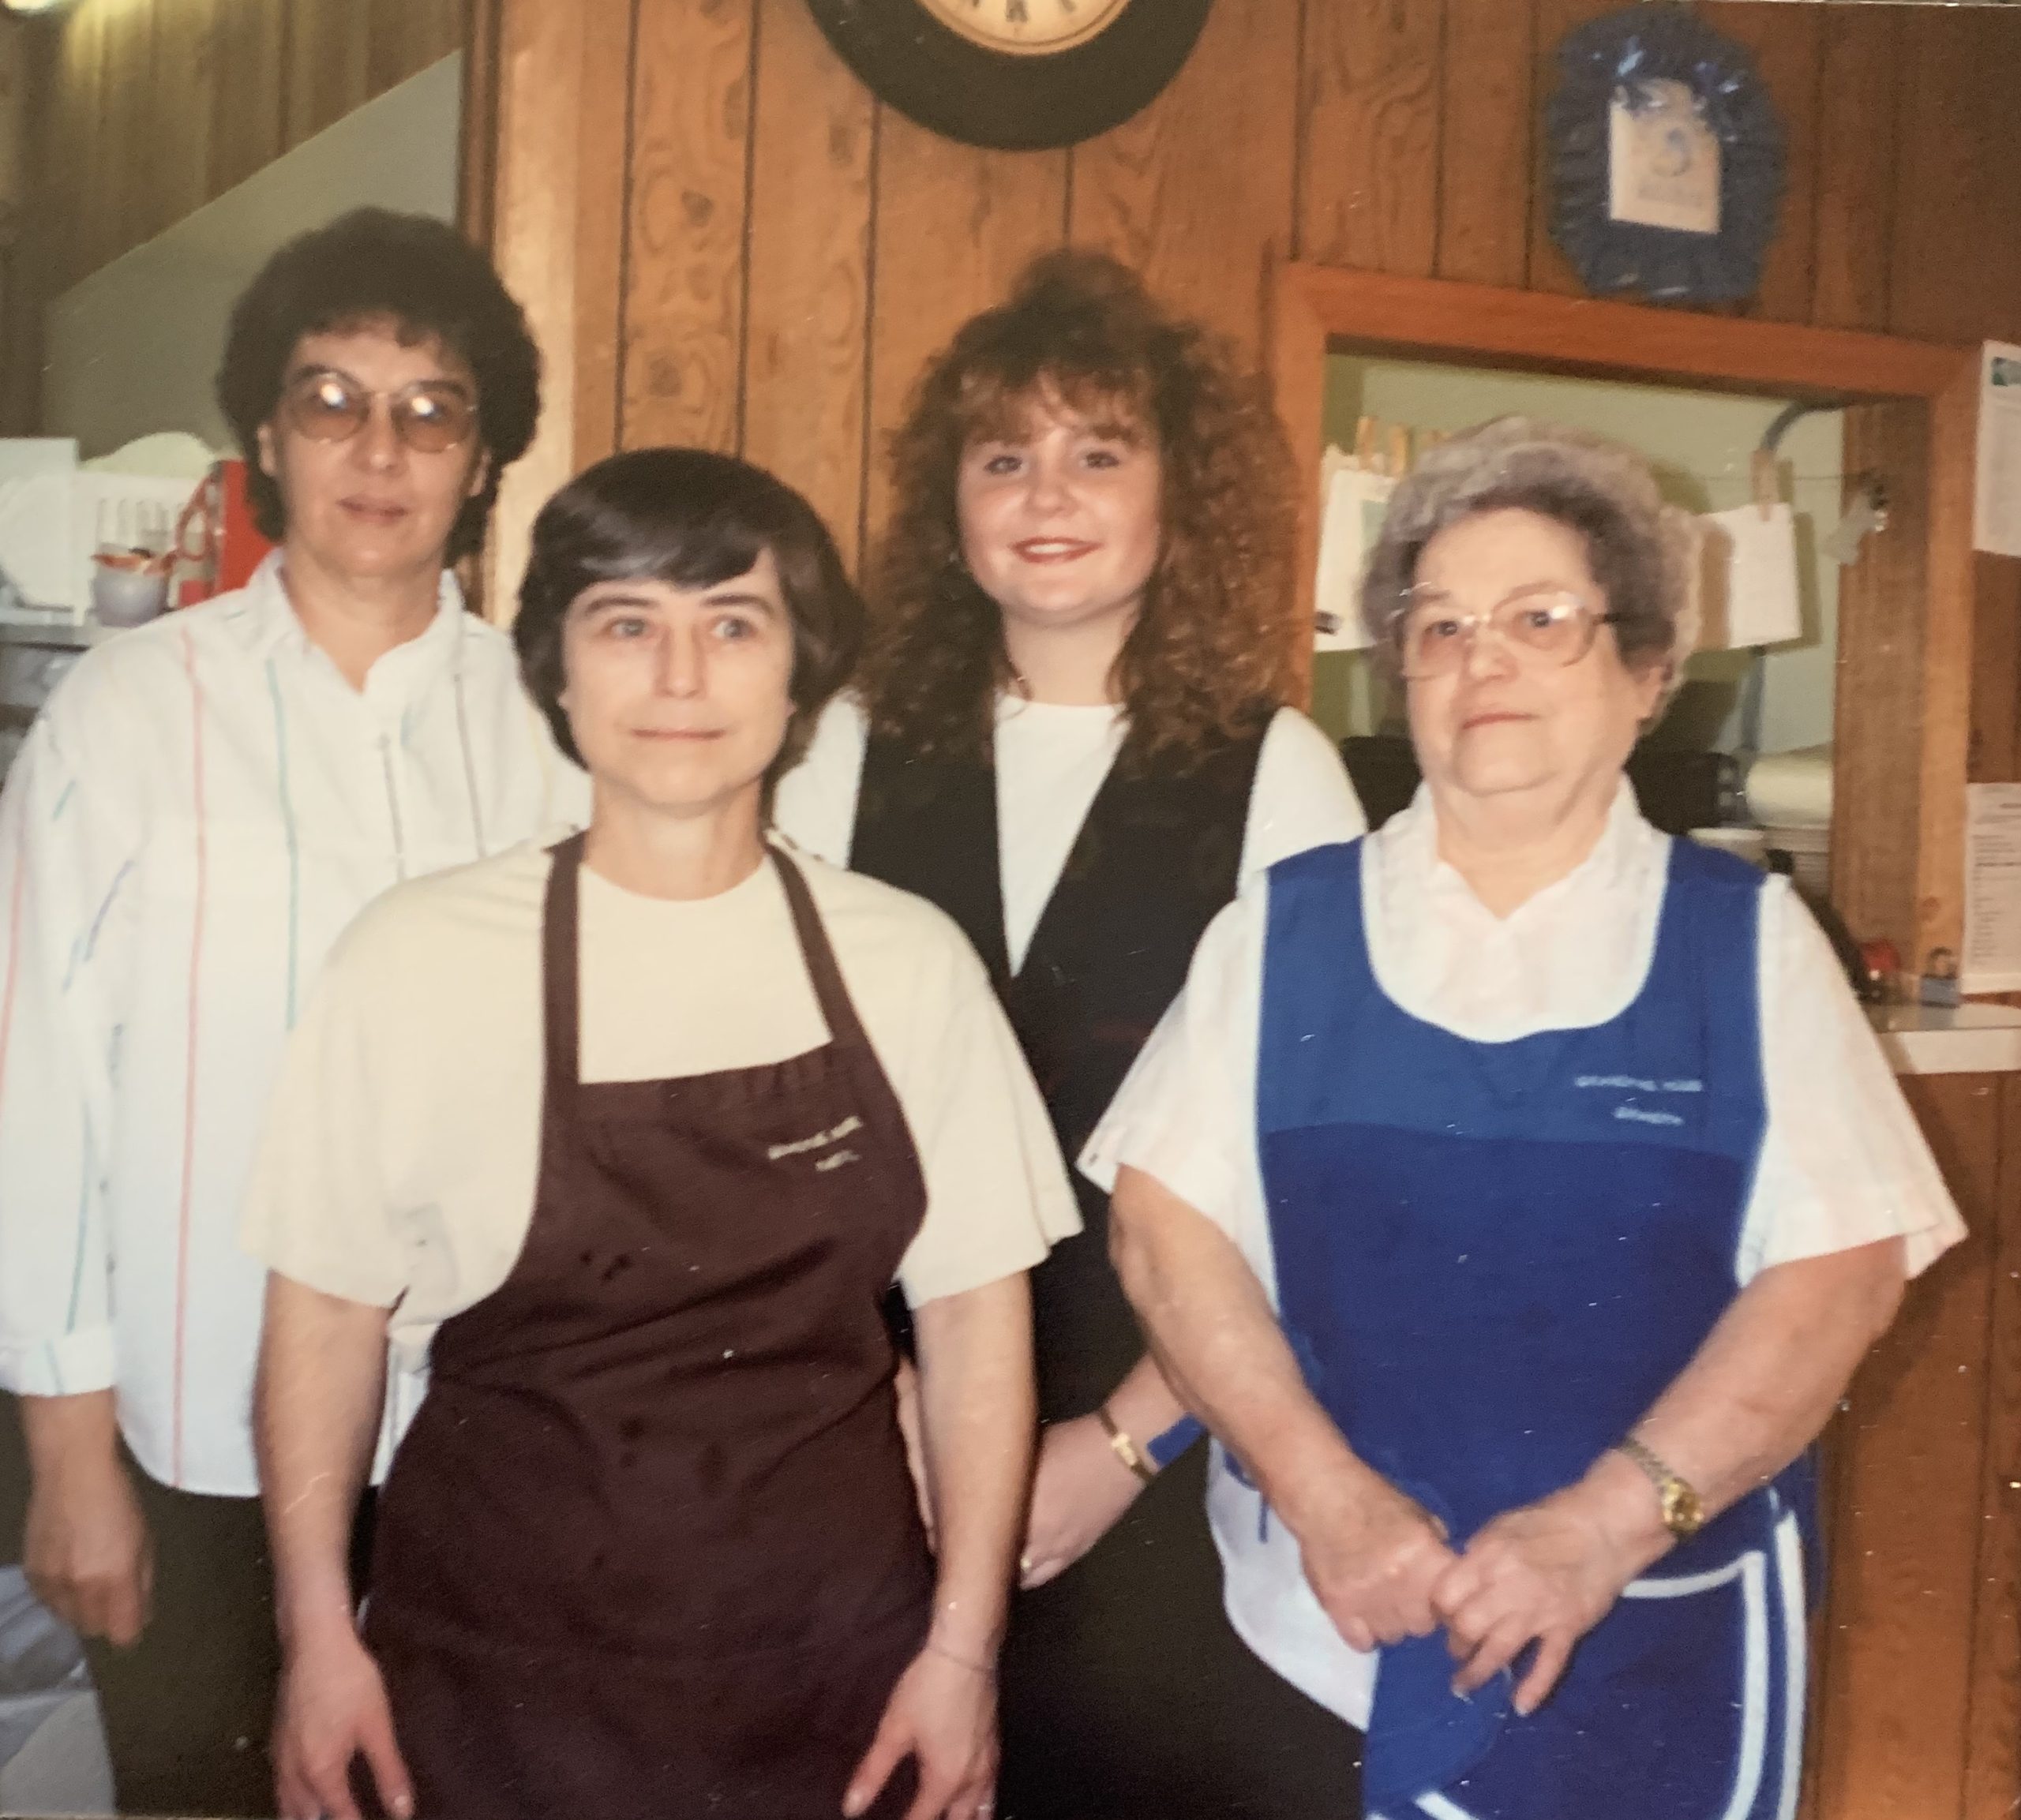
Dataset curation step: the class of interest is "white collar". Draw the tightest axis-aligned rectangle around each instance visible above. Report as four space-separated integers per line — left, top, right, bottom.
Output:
1375 775 1662 923
227 550 467 684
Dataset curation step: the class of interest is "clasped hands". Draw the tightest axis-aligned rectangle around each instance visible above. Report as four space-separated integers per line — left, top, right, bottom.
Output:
1299 1464 1670 1717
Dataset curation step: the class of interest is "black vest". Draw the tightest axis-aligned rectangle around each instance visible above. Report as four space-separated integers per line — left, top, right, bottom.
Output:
850 714 1269 1420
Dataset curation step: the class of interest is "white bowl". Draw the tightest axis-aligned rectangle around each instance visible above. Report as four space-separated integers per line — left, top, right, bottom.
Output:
89 564 169 628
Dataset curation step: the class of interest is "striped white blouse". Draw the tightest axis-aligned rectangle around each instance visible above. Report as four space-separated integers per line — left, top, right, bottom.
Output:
0 554 587 1495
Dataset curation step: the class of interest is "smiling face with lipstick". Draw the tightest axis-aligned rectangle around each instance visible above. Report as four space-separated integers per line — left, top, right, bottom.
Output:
955 391 1163 684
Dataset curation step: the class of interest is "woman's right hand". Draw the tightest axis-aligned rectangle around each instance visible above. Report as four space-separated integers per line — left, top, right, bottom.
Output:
1296 1470 1458 1653
22 1443 152 1647
272 1627 414 1820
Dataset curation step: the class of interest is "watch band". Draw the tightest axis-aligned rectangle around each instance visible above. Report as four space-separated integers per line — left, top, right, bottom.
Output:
1097 1404 1157 1485
1613 1436 1704 1540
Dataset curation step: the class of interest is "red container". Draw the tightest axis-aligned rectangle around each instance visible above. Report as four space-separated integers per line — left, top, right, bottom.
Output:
174 459 276 606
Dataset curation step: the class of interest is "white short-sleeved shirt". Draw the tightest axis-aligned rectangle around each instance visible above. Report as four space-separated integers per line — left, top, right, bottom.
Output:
771 694 1367 969
1081 780 1967 1725
243 843 1082 1400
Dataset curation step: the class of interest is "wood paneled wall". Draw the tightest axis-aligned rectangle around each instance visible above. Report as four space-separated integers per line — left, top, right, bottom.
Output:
32 0 466 296
479 0 2021 608
474 9 2021 1818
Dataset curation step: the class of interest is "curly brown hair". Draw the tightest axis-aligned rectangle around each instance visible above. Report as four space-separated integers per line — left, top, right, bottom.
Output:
857 250 1300 769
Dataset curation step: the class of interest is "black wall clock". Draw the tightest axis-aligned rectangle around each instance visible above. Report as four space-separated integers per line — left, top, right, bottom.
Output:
1547 3 1785 305
805 0 1213 152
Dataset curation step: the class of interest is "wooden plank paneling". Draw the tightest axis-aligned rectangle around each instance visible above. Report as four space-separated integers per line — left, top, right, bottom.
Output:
1068 0 1299 357
1434 0 1533 289
1298 0 1442 278
1889 11 2021 346
619 0 752 454
1525 0 1619 299
43 0 98 290
484 0 635 615
0 13 44 436
149 0 220 245
1813 1075 2000 1820
864 120 1067 541
1831 401 1929 964
1963 1075 2021 1820
1914 358 1983 972
282 0 371 152
1968 556 2021 785
35 0 467 294
1271 266 1961 403
740 0 874 567
366 0 463 98
207 0 285 198
1706 4 1821 327
101 0 152 274
1809 7 1899 335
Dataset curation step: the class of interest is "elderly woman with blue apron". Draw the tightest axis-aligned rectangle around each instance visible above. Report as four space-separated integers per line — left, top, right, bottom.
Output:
243 449 1078 1820
1089 419 1965 1818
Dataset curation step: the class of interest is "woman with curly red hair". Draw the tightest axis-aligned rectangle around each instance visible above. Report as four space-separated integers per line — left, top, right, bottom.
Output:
774 252 1365 1818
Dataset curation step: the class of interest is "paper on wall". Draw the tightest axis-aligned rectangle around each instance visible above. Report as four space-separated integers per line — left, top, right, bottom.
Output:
1607 80 1721 237
1963 783 2021 995
1698 502 1803 650
1314 448 1392 653
1975 341 2021 560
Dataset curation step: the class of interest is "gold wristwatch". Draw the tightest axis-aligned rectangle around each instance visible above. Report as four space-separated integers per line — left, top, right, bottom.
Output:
1613 1437 1705 1541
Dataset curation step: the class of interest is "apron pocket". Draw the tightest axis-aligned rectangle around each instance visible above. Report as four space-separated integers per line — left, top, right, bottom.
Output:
1414 1546 1778 1820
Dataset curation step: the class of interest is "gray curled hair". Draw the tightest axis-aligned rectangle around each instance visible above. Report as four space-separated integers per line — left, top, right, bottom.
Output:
1359 418 1701 708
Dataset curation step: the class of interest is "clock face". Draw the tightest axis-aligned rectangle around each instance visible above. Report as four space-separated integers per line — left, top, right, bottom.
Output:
917 0 1134 57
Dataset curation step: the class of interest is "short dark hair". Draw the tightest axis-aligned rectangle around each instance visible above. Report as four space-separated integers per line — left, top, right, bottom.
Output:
216 208 542 562
513 448 864 782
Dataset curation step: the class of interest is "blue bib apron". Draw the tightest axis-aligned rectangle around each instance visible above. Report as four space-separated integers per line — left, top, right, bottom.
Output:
1253 837 1812 1820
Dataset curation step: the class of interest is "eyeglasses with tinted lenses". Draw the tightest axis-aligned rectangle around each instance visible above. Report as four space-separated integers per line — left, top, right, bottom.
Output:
280 372 478 455
1389 587 1623 680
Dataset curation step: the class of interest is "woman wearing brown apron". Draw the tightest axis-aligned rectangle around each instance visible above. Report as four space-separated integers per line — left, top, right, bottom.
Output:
244 450 1077 1820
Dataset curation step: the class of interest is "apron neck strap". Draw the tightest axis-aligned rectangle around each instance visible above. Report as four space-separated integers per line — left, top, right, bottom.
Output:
542 832 589 1101
542 834 871 1100
768 844 872 1054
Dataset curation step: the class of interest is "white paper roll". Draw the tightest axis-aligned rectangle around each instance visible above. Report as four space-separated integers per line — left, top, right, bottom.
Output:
1745 746 1833 830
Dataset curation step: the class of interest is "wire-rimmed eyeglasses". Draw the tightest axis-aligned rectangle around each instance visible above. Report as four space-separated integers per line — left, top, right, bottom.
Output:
1387 586 1624 680
279 369 478 455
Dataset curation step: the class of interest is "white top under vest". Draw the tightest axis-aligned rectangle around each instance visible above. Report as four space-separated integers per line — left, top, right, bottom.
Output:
771 693 1368 966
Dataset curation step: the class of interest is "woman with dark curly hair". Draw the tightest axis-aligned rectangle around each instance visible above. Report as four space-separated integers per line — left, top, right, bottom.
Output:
774 251 1366 1818
0 207 581 1818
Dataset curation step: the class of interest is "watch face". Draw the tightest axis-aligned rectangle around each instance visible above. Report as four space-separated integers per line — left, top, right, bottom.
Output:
1663 1482 1705 1539
917 0 1134 56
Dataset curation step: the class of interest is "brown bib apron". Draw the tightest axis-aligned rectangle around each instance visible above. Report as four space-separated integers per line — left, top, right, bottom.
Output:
365 836 934 1819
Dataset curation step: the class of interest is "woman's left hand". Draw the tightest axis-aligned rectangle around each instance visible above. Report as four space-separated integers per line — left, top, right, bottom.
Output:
1018 1414 1146 1590
843 1643 998 1820
1431 1482 1659 1716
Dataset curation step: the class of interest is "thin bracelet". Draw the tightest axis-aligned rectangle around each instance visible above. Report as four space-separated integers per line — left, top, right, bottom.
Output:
1097 1403 1157 1485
